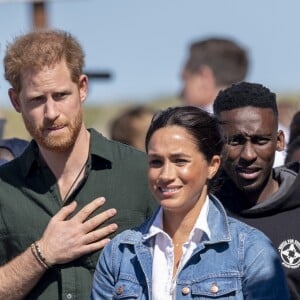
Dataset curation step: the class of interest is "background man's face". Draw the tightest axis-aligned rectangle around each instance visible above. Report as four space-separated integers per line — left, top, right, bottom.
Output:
219 106 280 193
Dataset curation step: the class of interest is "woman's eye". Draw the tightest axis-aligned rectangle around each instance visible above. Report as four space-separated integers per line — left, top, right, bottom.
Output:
148 159 162 167
175 159 188 164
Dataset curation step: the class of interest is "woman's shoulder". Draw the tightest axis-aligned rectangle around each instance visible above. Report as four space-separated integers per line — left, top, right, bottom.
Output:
227 216 275 249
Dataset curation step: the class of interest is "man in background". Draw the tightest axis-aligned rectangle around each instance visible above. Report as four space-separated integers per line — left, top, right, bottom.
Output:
0 137 29 164
109 106 155 151
214 81 300 299
180 37 287 165
180 37 248 113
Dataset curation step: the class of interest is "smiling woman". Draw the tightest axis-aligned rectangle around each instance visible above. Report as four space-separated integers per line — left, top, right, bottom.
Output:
91 106 290 300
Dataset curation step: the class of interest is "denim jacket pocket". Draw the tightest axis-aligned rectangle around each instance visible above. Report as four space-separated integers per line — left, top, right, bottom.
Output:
186 274 240 299
113 280 144 299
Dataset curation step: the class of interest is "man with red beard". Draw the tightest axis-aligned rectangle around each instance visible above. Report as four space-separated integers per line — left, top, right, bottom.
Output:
213 81 300 299
0 30 156 299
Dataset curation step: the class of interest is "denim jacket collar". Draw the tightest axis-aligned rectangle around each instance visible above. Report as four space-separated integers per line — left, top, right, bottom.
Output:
118 195 232 248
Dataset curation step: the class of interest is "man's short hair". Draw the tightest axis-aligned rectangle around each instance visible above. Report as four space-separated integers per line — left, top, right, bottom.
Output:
184 37 248 86
213 81 278 117
4 29 85 93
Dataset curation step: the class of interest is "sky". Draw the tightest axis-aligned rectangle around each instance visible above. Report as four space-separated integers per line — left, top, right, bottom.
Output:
1 0 300 107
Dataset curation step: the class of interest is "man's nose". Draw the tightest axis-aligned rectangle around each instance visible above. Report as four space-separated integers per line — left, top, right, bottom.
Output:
240 141 257 162
44 97 59 120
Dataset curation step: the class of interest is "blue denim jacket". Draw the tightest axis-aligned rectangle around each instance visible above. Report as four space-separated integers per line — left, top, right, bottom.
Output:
91 196 289 299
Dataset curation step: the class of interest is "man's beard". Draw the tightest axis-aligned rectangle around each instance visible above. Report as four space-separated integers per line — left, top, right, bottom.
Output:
23 110 83 152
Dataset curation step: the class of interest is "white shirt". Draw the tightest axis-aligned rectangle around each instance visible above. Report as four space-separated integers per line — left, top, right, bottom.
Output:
146 197 211 300
273 122 289 167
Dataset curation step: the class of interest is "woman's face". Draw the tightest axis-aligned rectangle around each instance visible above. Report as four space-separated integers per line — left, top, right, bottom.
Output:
147 125 220 215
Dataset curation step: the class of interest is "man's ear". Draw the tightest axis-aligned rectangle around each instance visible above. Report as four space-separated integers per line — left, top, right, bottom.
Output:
276 130 285 152
8 88 21 113
78 74 88 103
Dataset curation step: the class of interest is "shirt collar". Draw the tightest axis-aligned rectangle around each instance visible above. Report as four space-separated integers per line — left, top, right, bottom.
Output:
145 195 211 242
20 128 113 177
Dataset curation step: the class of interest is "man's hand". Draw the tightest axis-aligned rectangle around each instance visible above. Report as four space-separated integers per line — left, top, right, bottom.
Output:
38 197 117 266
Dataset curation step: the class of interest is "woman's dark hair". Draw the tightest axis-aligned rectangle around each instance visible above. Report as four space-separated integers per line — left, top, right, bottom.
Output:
145 106 224 192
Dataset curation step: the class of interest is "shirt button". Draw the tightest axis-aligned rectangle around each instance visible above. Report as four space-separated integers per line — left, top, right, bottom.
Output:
66 293 72 299
181 286 190 295
210 283 219 294
116 285 124 295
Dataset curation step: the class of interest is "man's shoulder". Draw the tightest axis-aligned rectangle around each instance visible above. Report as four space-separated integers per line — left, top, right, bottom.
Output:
90 128 147 162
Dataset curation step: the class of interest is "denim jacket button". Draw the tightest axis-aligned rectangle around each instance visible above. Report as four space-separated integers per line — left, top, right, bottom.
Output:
181 287 190 295
210 283 219 294
116 285 124 295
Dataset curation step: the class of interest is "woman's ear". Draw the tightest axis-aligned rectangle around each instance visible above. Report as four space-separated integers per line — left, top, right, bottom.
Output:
8 88 22 113
208 155 221 179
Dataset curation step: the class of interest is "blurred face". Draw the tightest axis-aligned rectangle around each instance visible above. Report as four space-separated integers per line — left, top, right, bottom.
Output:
9 60 88 152
181 68 205 106
147 125 220 215
219 107 284 194
180 66 215 109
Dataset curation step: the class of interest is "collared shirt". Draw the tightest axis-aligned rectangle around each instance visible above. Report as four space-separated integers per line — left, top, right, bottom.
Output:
149 197 210 300
0 128 157 300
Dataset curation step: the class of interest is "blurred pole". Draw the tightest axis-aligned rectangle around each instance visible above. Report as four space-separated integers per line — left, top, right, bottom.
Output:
29 0 112 80
32 1 48 29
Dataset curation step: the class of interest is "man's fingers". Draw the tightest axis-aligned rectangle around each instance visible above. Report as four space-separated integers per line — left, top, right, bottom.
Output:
82 223 118 245
80 238 113 254
52 201 78 221
73 197 106 222
83 208 117 232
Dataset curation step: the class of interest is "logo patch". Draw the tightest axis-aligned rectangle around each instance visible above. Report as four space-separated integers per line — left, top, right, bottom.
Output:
278 239 300 269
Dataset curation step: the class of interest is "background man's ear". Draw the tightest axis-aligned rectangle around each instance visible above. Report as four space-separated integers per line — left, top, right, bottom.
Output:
276 130 285 152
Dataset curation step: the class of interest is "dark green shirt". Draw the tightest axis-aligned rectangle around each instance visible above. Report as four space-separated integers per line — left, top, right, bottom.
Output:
0 128 157 299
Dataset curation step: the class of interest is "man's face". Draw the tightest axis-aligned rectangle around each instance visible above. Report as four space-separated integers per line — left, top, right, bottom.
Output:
11 59 88 152
181 67 215 108
181 68 203 106
219 107 284 193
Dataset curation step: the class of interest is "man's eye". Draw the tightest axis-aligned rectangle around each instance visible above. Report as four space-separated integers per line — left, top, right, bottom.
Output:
227 136 245 146
31 96 44 102
252 137 270 145
53 93 67 100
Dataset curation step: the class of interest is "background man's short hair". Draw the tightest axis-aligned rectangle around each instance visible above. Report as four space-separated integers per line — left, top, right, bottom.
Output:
213 81 278 117
185 37 249 86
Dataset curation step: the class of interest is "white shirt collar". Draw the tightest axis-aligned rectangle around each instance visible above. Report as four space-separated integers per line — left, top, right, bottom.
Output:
146 195 211 242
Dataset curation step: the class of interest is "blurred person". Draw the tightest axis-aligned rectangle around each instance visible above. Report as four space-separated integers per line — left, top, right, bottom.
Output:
285 136 300 164
0 29 156 299
91 106 289 299
180 37 248 113
110 106 155 151
180 37 286 166
288 110 300 145
214 81 300 299
284 111 300 164
0 137 29 165
0 115 6 139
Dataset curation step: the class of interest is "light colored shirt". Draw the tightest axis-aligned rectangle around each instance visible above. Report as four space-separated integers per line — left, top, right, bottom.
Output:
273 122 289 167
147 197 211 300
